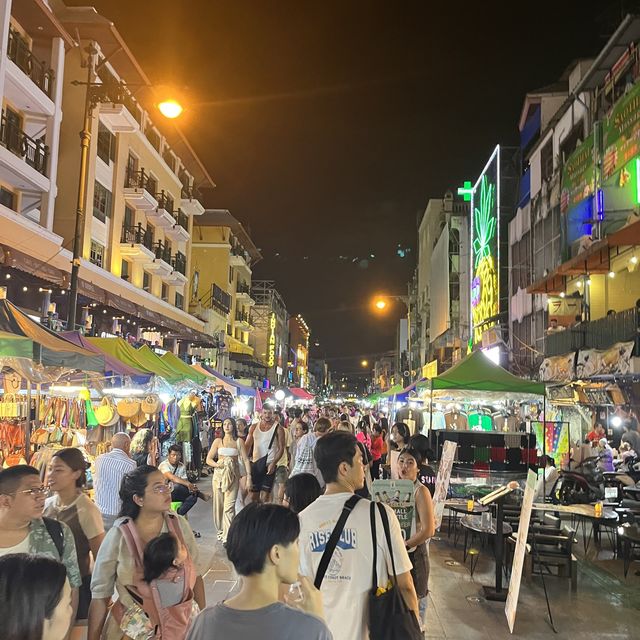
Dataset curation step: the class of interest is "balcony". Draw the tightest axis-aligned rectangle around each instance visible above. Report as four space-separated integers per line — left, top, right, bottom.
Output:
120 224 154 262
0 112 48 177
147 190 176 229
236 280 255 305
146 240 172 276
230 245 251 274
180 185 205 216
235 310 254 331
97 83 140 133
165 208 190 242
545 306 639 357
164 251 188 286
124 169 158 210
7 27 54 98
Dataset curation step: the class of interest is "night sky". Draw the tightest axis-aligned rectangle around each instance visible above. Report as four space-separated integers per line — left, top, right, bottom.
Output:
67 0 614 375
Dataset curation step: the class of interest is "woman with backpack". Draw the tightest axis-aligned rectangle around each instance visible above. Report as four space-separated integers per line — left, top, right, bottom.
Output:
88 465 205 640
44 448 105 630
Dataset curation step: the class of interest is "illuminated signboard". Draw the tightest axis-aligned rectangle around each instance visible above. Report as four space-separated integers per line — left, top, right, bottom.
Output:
268 313 276 367
470 145 500 345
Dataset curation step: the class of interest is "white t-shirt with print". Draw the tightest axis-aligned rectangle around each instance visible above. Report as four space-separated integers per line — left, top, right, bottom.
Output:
298 493 413 640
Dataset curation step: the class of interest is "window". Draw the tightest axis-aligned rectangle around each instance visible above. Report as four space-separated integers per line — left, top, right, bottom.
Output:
175 292 184 309
0 187 15 210
121 259 130 281
123 205 134 230
90 240 105 268
540 139 553 181
126 152 138 184
93 181 112 222
97 122 116 164
560 121 584 164
161 283 168 302
143 271 151 293
147 222 155 245
229 267 232 283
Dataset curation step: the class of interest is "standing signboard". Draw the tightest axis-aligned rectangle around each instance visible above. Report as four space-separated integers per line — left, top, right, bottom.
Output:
372 479 415 541
432 440 457 530
505 469 536 633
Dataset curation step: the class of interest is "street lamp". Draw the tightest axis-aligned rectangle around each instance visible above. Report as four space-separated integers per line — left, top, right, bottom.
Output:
66 47 184 329
361 359 369 367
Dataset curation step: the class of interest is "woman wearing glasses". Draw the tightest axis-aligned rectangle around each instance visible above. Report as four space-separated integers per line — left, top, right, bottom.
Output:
88 465 205 640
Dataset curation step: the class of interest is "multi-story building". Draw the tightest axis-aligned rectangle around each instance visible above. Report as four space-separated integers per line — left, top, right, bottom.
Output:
49 4 212 347
249 279 289 387
0 0 74 318
189 209 263 380
288 314 310 388
416 192 470 371
372 355 395 392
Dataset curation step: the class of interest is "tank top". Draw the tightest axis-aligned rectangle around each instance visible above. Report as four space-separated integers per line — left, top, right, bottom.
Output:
408 480 423 553
252 422 277 462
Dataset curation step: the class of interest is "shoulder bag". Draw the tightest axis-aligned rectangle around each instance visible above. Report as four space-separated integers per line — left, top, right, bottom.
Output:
368 502 422 640
251 425 279 478
314 494 361 588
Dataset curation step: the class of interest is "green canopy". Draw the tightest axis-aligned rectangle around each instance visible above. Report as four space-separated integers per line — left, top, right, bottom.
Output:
381 384 405 398
365 392 384 403
161 352 207 385
423 351 545 396
0 331 33 359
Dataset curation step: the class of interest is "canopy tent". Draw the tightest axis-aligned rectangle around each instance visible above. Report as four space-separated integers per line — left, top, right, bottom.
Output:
136 346 188 384
419 351 545 400
0 331 33 359
160 352 207 386
365 392 384 404
62 331 150 381
289 387 314 401
380 384 405 398
201 364 256 397
0 300 104 372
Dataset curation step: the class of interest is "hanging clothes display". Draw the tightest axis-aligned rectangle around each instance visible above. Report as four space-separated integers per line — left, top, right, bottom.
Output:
176 393 200 443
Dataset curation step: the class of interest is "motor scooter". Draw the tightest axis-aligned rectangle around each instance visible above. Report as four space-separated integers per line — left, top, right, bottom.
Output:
553 456 605 505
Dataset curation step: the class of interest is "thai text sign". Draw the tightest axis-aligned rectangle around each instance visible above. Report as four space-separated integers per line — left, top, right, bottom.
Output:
603 79 640 181
560 133 594 213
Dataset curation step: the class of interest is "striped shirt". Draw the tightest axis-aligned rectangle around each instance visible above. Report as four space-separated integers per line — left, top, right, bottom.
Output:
94 448 137 517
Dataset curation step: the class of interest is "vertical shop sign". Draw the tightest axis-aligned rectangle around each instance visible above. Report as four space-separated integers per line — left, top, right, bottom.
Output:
470 145 500 345
505 470 536 633
268 313 276 368
432 440 457 530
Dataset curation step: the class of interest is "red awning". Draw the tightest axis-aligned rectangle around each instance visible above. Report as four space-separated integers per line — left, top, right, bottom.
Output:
289 387 315 400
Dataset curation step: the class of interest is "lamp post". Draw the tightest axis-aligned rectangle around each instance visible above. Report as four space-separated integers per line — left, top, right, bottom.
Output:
373 294 413 385
66 48 183 330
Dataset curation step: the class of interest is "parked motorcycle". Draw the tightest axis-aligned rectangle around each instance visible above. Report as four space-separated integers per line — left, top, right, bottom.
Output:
553 456 605 505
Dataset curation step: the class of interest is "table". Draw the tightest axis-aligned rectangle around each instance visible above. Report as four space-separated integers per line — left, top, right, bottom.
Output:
619 524 640 578
446 501 489 547
460 514 513 564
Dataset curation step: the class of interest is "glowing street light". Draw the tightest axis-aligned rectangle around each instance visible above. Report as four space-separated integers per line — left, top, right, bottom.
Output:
361 360 369 367
375 299 387 310
157 99 184 119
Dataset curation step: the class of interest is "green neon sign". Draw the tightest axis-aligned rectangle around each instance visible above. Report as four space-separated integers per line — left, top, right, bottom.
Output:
457 181 473 201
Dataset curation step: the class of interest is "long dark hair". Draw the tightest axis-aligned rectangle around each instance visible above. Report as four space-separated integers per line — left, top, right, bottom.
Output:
0 553 67 640
143 533 177 583
223 417 238 440
119 465 157 519
284 473 322 514
52 448 89 488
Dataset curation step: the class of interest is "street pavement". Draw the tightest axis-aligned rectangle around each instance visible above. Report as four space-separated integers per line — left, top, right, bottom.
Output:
187 486 640 639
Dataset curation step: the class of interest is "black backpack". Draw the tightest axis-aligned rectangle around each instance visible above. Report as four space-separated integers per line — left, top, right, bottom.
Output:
43 517 64 559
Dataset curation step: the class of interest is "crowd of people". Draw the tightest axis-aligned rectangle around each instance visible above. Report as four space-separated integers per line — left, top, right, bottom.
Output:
0 403 436 640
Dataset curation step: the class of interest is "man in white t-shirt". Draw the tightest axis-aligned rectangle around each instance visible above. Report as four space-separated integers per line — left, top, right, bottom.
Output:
298 431 418 640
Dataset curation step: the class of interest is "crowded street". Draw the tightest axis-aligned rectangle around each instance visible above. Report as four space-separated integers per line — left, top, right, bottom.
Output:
1 1 640 639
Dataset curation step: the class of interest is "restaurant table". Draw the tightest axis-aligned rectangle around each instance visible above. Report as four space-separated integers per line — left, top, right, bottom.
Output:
460 514 513 564
619 524 640 578
445 500 490 547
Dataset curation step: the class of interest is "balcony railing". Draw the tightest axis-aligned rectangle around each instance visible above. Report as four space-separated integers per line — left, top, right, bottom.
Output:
545 306 639 357
181 184 202 201
175 209 188 230
156 191 175 215
145 127 161 152
121 223 153 249
154 241 172 264
235 310 252 324
7 27 54 97
172 251 186 276
125 168 155 192
0 112 48 176
236 281 251 295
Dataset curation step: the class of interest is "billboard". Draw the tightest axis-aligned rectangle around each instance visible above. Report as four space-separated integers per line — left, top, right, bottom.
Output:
471 145 500 345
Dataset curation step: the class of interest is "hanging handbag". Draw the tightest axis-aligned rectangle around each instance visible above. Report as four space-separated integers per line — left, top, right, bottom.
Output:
117 398 141 420
314 495 361 589
141 394 161 416
95 398 116 427
251 425 279 479
367 502 422 640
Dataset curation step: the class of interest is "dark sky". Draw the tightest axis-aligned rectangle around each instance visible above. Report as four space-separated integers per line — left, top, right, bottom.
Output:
68 0 618 373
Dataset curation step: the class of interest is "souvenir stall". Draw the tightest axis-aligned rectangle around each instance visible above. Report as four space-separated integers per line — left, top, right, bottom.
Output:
420 351 548 498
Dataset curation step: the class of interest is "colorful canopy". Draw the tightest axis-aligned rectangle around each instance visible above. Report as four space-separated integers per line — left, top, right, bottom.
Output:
161 352 207 385
62 331 150 380
423 351 545 396
381 384 405 398
201 364 256 397
0 300 104 371
0 331 33 359
289 387 314 401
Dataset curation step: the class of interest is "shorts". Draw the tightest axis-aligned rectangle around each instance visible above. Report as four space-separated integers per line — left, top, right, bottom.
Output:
275 465 289 485
251 462 276 493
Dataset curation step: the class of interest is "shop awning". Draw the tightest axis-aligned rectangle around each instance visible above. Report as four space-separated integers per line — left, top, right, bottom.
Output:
289 387 314 401
160 352 207 385
201 364 256 396
381 384 405 398
424 351 545 396
136 346 185 384
0 300 104 371
61 331 150 380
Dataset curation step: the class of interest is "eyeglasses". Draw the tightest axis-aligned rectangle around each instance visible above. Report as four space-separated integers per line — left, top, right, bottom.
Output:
152 481 174 494
17 485 47 497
